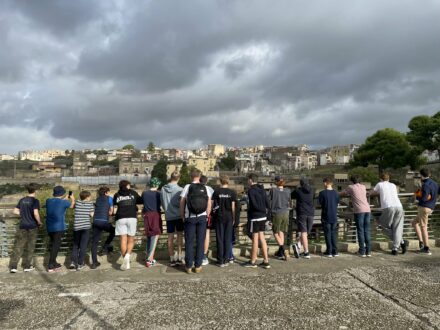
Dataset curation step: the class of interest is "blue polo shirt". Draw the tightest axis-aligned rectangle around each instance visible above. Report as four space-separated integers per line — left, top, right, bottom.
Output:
46 198 71 232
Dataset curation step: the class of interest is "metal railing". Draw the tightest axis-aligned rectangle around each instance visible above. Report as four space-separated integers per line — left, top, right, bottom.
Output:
1 194 439 257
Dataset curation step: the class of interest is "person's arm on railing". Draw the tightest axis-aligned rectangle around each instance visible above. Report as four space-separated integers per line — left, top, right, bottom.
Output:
180 197 186 221
34 209 42 227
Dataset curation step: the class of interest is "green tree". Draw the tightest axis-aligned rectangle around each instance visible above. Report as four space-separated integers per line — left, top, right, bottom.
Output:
147 141 155 153
151 160 168 186
407 112 440 154
132 149 141 158
122 144 135 150
348 167 379 185
218 152 237 170
352 128 423 171
179 162 191 186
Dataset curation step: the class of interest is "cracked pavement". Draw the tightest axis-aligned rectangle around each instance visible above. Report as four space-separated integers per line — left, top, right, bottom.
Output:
0 250 439 329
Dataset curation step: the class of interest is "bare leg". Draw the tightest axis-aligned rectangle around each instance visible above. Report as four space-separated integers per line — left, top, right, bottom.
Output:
413 222 423 243
177 231 183 257
301 232 309 252
204 229 210 255
421 225 430 247
120 235 127 257
274 232 283 246
259 232 269 262
167 233 174 258
251 233 259 263
127 236 135 254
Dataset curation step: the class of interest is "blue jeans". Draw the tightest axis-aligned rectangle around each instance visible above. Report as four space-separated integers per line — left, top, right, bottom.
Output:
184 216 207 268
354 213 371 254
323 222 338 254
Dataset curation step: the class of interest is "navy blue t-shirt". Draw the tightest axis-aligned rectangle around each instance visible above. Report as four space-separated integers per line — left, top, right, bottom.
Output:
16 196 40 229
318 189 340 223
142 190 161 213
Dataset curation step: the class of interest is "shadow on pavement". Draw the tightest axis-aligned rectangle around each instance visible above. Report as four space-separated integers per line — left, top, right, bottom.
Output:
35 266 116 329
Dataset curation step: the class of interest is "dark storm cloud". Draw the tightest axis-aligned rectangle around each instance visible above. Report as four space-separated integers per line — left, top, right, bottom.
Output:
8 0 104 36
0 0 440 153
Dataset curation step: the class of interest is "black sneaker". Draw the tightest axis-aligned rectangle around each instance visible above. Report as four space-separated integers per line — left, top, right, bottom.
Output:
54 263 62 269
259 261 271 269
419 241 424 250
391 249 398 256
274 249 282 258
293 244 300 259
421 247 432 256
301 252 311 259
401 240 409 255
90 262 101 270
243 261 257 268
69 263 76 270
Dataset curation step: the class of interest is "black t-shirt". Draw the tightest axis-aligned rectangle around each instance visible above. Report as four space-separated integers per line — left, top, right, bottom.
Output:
113 189 142 220
212 188 237 222
16 196 40 229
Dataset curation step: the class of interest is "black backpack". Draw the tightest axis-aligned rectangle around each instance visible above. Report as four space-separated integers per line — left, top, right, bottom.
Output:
187 183 208 215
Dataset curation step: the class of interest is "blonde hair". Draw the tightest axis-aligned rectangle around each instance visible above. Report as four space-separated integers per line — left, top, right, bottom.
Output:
220 175 230 185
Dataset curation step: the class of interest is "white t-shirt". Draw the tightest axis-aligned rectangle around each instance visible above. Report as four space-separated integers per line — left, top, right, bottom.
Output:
180 182 213 218
374 181 402 209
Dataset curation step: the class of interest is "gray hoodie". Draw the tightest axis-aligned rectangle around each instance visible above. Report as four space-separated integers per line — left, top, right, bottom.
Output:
160 182 183 221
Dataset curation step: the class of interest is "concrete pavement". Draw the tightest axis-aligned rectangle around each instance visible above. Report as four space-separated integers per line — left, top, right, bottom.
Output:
0 249 439 329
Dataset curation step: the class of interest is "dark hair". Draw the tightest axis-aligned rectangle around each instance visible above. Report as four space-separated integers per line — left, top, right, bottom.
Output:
119 180 130 190
80 190 91 201
381 172 390 181
323 177 333 184
248 173 258 183
200 175 208 185
420 168 430 178
26 183 39 194
98 186 110 196
170 171 180 181
350 175 361 184
190 168 202 179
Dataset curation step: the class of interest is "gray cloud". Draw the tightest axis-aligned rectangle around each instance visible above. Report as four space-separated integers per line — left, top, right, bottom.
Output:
0 0 439 154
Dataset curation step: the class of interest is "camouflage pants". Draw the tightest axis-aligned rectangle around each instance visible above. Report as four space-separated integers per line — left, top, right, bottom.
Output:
9 228 39 269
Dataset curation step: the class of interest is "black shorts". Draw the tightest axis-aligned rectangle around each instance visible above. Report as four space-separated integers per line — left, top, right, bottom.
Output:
250 220 266 234
297 215 314 234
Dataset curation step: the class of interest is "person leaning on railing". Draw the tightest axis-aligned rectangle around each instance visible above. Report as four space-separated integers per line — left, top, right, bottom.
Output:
340 175 372 258
9 183 42 273
45 186 75 273
369 173 408 256
412 168 439 256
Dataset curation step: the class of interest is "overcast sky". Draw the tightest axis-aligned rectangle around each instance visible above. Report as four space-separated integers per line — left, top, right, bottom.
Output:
1 0 439 154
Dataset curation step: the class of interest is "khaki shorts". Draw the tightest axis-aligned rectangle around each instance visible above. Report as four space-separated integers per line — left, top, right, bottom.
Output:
272 212 289 233
413 207 433 227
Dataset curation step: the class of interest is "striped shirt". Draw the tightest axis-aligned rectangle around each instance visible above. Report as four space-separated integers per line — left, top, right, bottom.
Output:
74 201 94 231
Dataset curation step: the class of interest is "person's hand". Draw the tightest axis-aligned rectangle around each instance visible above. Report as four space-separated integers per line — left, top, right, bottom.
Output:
37 222 43 227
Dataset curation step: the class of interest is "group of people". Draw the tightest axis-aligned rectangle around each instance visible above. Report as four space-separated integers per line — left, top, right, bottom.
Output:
8 168 438 274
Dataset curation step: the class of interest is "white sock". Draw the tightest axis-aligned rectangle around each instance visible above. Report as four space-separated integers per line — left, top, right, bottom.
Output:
125 253 130 260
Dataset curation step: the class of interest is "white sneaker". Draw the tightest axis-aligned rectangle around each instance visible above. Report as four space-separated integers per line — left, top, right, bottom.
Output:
10 268 17 273
24 266 35 272
202 256 209 266
121 254 130 271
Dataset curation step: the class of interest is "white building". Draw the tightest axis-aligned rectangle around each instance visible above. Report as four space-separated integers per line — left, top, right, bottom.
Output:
208 144 225 157
0 154 15 161
18 149 65 161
